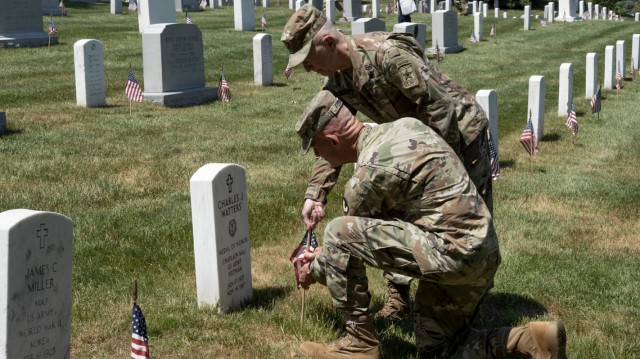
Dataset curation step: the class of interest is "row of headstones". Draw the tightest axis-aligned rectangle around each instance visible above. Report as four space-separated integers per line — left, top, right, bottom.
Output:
0 161 254 357
524 34 639 143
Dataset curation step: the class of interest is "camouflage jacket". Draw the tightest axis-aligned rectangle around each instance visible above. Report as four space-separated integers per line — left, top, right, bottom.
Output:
341 118 497 256
305 32 488 203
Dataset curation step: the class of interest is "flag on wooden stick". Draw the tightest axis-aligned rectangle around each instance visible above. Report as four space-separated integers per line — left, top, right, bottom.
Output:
48 17 58 35
125 68 144 103
131 302 150 359
590 86 601 114
565 102 578 136
218 71 231 102
520 111 539 156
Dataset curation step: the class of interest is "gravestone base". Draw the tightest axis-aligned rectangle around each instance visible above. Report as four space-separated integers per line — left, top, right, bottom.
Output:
143 87 216 107
0 33 57 48
555 15 581 22
427 44 463 53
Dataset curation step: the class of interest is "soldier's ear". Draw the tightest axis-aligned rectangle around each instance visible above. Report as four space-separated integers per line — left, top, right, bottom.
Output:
323 35 336 49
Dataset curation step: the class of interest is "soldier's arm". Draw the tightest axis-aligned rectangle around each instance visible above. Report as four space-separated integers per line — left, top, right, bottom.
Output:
305 156 342 204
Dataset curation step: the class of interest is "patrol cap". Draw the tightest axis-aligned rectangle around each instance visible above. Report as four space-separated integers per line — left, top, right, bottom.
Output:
295 90 343 155
281 4 326 68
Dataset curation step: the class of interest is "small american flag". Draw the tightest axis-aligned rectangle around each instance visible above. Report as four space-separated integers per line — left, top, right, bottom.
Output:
520 111 539 156
128 0 137 11
261 12 267 29
126 68 144 103
490 23 496 37
200 0 207 9
284 64 294 80
582 11 589 20
218 71 231 102
488 131 500 180
58 0 65 14
131 302 150 359
434 42 443 62
48 17 58 35
289 229 319 287
185 11 192 24
422 1 428 12
540 18 547 27
591 86 601 113
368 7 373 17
616 65 622 90
565 103 578 136
385 3 392 13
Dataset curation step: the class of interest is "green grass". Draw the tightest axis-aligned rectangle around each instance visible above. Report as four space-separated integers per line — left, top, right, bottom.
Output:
1 3 639 358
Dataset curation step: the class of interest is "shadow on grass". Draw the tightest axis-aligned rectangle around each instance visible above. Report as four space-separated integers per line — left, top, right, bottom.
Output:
498 159 515 169
475 291 549 328
0 128 24 137
541 133 560 142
237 285 289 311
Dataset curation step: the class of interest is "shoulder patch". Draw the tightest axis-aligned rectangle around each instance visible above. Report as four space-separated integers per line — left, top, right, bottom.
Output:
397 61 419 89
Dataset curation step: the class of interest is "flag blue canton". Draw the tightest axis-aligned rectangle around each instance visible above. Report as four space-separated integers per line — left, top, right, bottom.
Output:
131 302 150 359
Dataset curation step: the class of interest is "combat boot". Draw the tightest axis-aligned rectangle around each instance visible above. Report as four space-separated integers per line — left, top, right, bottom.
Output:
501 321 567 359
298 313 380 358
374 281 410 322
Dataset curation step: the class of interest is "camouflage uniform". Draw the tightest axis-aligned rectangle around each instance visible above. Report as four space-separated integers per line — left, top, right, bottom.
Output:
453 0 469 14
308 118 501 356
306 32 493 214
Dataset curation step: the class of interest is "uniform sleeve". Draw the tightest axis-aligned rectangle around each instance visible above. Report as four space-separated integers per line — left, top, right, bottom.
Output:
305 157 343 204
381 44 461 155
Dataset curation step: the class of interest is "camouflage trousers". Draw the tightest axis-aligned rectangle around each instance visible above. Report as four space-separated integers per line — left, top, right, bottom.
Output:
386 126 493 287
309 216 501 356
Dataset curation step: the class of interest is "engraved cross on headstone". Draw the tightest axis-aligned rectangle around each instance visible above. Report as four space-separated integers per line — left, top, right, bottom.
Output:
226 174 233 193
37 223 48 249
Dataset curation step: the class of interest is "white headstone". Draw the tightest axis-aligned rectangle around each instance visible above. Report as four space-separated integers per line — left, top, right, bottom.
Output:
262 0 271 7
393 22 427 50
344 0 362 21
138 0 175 33
74 39 106 108
0 209 73 359
503 11 507 18
142 24 216 106
632 34 640 71
430 0 436 13
482 3 488 17
547 1 554 22
528 75 545 142
472 0 477 13
556 0 580 21
558 63 573 116
524 5 531 30
602 6 606 19
352 18 385 34
210 0 220 9
326 0 336 24
594 4 599 19
544 4 548 18
371 0 380 17
635 12 639 21
616 40 625 78
444 0 451 11
585 53 597 98
429 10 462 53
190 164 253 313
296 0 306 9
476 89 499 154
234 0 254 30
289 0 295 9
603 45 615 89
0 0 57 48
579 1 584 17
311 0 322 9
588 2 592 18
494 7 499 17
362 4 369 13
111 0 123 14
253 33 272 86
474 12 483 40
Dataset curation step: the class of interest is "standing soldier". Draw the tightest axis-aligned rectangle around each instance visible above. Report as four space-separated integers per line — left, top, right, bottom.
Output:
282 4 493 321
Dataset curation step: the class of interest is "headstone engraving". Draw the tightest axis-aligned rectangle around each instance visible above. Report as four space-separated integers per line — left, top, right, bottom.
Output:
253 33 273 86
138 0 175 33
190 164 253 313
234 0 254 31
585 53 597 98
0 0 58 48
558 63 573 116
74 39 106 108
528 75 545 141
428 10 462 53
351 18 385 35
0 209 73 359
603 45 615 89
142 24 216 107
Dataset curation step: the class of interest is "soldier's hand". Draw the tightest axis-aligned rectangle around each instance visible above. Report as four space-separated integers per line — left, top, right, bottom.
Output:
298 261 317 290
302 199 326 229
